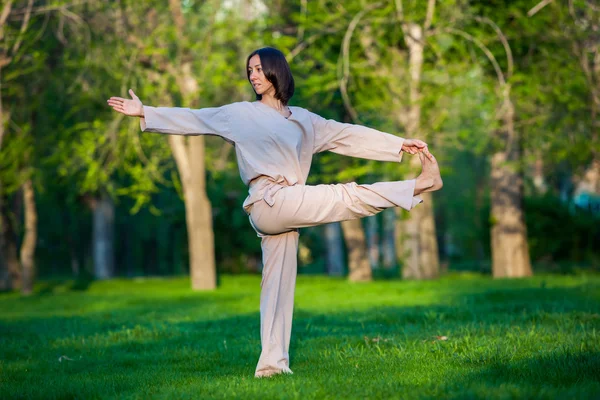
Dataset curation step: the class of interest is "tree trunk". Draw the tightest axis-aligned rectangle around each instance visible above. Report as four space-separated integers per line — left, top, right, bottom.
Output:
398 190 439 279
5 226 20 289
0 69 5 151
20 178 36 295
0 190 10 290
66 212 80 277
341 219 371 282
0 65 8 290
323 222 344 276
365 215 379 269
70 247 80 277
92 192 115 279
574 157 600 200
572 61 600 200
0 197 8 290
490 86 532 278
0 174 7 290
381 208 396 270
188 136 216 290
397 22 440 280
573 31 600 200
1 193 21 290
169 134 216 289
532 152 547 194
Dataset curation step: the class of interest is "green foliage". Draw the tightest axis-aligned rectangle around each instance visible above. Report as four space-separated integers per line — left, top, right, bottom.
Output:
1 274 599 398
525 195 600 269
1 0 599 277
0 123 32 194
435 148 491 267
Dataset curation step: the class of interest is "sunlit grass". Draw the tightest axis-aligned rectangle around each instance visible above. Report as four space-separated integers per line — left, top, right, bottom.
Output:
1 273 599 399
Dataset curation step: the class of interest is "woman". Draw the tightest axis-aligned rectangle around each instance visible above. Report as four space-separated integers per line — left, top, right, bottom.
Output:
107 47 443 378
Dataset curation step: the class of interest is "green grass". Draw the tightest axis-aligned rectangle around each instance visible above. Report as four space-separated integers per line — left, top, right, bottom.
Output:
1 273 599 399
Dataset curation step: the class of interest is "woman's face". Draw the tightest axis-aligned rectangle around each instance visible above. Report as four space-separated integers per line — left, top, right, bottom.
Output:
248 54 275 97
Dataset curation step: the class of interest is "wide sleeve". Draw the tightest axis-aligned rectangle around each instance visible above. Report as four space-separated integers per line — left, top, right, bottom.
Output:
310 111 405 162
140 105 234 143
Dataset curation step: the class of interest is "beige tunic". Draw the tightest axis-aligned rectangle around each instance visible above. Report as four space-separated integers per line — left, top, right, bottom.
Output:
140 101 408 212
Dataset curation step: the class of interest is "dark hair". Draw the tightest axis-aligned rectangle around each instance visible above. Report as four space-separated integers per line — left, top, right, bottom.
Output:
246 47 295 105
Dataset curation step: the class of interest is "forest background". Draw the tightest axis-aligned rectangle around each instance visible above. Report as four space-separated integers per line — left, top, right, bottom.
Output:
1 0 599 294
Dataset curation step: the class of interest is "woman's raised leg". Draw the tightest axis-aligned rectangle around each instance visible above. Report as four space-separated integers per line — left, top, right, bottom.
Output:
250 151 442 235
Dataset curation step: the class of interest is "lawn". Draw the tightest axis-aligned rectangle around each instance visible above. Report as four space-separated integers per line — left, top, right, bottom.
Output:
1 273 599 399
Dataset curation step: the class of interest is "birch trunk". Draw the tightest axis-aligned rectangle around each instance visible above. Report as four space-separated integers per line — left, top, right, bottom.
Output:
574 39 600 200
532 152 547 194
92 192 115 279
0 187 10 290
365 215 380 269
1 193 22 290
0 65 7 290
5 226 20 289
574 159 600 199
0 185 7 290
490 87 532 278
187 136 216 290
381 208 396 270
341 219 371 282
168 133 216 289
20 178 36 295
397 22 439 279
324 222 344 276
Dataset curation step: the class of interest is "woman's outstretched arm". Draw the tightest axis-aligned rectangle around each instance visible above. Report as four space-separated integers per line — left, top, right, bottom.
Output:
107 89 234 142
309 111 430 162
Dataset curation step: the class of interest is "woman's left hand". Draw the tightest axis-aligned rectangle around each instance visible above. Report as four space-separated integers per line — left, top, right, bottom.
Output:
402 139 428 155
107 89 144 117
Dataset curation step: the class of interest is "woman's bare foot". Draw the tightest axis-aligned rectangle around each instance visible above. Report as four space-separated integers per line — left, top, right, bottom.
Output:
414 151 443 195
255 366 293 378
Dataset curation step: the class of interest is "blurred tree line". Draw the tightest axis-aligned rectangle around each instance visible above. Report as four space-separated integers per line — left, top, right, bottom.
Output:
0 0 598 294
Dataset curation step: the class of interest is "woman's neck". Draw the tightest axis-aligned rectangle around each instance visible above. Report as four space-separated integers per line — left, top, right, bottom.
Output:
260 94 286 112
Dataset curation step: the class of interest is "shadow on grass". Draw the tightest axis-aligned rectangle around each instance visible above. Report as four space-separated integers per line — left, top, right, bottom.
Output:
463 350 600 387
38 278 93 294
0 277 94 297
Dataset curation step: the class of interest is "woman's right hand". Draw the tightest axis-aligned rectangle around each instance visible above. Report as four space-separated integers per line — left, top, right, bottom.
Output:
107 89 144 117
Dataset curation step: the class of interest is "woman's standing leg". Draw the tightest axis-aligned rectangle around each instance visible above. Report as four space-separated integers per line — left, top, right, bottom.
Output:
250 179 413 378
254 230 299 377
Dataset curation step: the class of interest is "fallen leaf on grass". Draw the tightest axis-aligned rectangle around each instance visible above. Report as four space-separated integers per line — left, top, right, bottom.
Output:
363 336 390 344
423 335 449 343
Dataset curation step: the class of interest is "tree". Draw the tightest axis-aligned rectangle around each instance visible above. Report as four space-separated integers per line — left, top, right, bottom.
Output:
444 13 533 277
565 2 600 200
341 218 372 281
165 0 217 290
270 1 463 279
323 222 344 276
114 0 264 289
48 1 176 281
331 1 446 279
0 0 38 293
393 0 440 279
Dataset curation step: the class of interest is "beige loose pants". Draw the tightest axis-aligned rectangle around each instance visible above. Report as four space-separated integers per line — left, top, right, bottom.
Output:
248 177 422 376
